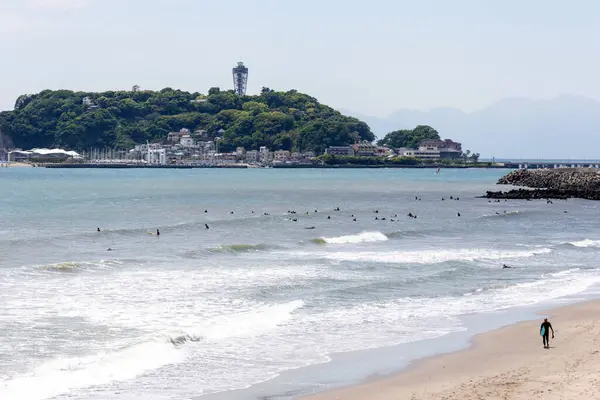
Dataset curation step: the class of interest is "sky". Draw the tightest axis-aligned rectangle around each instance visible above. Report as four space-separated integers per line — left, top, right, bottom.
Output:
1 0 599 116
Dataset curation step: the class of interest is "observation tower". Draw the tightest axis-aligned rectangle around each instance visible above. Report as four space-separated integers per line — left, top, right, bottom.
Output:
232 61 249 96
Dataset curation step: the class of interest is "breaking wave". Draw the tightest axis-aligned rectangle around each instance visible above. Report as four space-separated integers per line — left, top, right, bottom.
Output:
0 340 187 400
313 231 388 245
322 248 552 264
165 300 305 344
565 239 600 248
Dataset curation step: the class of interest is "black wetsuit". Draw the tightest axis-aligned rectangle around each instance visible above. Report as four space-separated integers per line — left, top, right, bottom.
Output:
541 321 553 347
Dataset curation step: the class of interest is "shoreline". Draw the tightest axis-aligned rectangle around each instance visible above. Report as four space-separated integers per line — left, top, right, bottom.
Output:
303 299 600 400
0 162 32 168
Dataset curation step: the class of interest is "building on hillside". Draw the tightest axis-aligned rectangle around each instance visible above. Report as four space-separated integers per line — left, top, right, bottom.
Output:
414 148 440 159
147 148 167 165
168 128 191 143
325 146 354 156
180 134 195 147
375 146 393 156
236 147 246 157
438 147 462 159
353 142 378 157
259 146 272 162
418 139 462 159
215 153 237 163
396 147 416 157
274 150 291 162
246 150 259 162
82 96 98 109
194 129 209 140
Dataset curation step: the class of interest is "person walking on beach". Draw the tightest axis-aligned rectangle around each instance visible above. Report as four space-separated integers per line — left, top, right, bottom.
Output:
540 318 554 348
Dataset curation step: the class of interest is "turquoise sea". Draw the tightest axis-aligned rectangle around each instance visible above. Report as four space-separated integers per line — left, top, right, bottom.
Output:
1 168 600 399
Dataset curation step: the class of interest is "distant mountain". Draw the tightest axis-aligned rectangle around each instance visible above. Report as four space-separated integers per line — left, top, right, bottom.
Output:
342 95 600 159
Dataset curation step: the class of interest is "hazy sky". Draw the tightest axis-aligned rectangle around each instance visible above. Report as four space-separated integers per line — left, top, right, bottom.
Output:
1 0 599 116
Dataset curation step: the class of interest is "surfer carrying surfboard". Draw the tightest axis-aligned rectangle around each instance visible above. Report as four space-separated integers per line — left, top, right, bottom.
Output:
540 318 554 349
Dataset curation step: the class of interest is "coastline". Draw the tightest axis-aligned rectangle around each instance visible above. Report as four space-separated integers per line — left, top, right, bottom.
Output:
33 163 510 169
303 299 600 400
0 162 31 168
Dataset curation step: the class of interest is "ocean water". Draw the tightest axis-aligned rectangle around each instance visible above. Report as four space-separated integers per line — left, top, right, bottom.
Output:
1 168 600 400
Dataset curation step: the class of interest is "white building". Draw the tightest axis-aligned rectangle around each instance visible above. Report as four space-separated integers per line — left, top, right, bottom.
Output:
259 146 272 162
396 147 416 157
82 96 98 108
274 150 291 161
416 144 441 159
147 148 166 165
180 134 195 147
168 128 191 143
246 150 259 162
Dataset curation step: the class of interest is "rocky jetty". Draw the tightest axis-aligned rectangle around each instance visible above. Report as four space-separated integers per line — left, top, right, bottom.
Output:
485 169 600 200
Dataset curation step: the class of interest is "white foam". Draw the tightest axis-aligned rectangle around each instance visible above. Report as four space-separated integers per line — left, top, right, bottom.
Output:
321 231 388 244
0 340 187 400
321 248 552 264
171 300 304 341
569 239 600 248
548 268 581 277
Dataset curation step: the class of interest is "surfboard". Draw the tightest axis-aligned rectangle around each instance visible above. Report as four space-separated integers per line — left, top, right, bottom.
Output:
541 326 546 336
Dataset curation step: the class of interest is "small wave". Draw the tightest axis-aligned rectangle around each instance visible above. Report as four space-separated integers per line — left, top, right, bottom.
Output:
482 210 522 218
316 231 388 245
40 262 81 272
566 239 600 248
385 230 412 239
320 248 552 264
37 260 124 273
548 268 581 277
209 243 275 253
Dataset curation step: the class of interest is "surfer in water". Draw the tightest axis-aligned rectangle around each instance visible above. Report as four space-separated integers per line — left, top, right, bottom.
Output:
156 229 160 236
540 318 554 349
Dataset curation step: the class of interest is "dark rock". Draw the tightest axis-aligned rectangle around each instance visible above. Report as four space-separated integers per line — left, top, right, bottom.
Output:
487 169 600 200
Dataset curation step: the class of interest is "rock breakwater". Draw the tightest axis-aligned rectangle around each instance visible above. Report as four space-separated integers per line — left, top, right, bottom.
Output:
485 169 600 200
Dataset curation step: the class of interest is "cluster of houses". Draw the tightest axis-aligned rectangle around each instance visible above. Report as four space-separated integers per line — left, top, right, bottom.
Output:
115 130 464 165
325 139 463 160
130 128 315 165
1 123 464 166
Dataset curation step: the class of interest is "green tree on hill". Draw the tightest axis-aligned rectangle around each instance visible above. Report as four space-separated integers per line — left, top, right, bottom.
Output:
376 125 440 149
0 88 375 154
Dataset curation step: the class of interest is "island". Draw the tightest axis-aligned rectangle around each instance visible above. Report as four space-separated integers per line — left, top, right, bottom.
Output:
0 87 482 168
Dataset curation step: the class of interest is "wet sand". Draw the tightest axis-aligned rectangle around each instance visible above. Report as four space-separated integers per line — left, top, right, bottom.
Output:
305 300 600 400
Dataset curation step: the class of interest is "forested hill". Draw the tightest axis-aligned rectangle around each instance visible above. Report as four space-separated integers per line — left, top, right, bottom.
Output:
0 87 374 154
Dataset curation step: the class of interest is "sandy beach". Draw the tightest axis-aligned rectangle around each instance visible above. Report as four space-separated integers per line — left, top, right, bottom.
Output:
305 300 600 400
